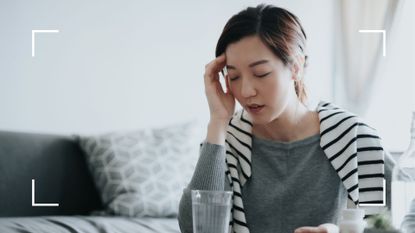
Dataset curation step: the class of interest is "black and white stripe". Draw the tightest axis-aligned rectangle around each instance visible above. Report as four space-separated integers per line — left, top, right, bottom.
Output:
224 101 385 233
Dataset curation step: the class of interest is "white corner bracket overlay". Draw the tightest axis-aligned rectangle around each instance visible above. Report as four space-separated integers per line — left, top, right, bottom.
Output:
31 29 59 57
358 29 386 57
32 179 59 207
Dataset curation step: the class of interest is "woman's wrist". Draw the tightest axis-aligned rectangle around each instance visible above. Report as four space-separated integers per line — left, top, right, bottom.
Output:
206 119 229 146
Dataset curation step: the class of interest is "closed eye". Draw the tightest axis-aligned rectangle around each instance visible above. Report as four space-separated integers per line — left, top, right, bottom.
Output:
230 76 239 81
229 71 272 81
256 72 272 78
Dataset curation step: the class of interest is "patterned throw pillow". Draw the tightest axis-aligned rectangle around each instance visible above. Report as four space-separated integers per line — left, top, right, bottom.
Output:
76 121 201 217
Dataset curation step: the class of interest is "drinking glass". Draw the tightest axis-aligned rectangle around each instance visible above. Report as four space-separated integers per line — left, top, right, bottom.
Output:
191 190 233 233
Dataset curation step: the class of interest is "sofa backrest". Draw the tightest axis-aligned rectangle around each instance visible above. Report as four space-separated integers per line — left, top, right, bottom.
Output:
0 130 102 217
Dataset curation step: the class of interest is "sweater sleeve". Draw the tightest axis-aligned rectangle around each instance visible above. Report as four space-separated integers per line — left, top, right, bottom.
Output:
177 142 232 233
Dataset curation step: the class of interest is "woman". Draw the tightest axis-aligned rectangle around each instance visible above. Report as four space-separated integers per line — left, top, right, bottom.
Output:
178 4 393 233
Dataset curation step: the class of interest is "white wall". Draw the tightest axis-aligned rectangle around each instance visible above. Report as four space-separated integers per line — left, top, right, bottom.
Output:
0 0 334 135
363 0 415 152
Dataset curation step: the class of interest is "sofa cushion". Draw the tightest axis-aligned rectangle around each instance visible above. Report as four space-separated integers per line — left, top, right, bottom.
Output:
0 216 180 233
76 121 200 217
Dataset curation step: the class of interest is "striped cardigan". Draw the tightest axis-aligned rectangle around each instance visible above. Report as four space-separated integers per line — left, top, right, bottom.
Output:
225 101 385 233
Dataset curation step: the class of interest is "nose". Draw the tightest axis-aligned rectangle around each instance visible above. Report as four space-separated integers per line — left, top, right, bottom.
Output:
240 77 257 98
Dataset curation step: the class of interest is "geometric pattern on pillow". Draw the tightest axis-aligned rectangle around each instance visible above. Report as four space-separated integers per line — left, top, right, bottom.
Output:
76 121 200 217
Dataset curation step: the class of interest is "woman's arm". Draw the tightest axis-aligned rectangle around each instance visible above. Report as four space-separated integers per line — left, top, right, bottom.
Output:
178 50 236 233
177 140 232 233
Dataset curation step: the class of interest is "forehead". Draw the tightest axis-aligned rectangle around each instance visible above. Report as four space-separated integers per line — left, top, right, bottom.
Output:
225 35 279 67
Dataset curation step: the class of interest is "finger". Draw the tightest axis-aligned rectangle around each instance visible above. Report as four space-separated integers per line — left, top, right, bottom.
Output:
216 53 226 61
318 223 337 233
204 71 220 91
205 54 226 78
294 226 325 233
214 53 226 64
204 73 225 95
215 80 226 96
204 62 225 80
214 54 226 74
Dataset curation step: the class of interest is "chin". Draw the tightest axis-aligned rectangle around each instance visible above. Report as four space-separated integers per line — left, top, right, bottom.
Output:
246 109 282 126
246 112 273 126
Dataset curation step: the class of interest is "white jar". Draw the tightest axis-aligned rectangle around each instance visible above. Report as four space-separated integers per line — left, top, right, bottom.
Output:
339 209 366 233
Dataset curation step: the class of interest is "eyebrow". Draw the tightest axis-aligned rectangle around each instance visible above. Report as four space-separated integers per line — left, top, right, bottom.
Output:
226 59 269 70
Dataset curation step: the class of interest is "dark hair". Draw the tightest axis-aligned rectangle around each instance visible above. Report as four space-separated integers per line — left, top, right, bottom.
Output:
216 4 308 103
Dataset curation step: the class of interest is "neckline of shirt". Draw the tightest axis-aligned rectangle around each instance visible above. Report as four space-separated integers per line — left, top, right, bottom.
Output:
252 133 321 150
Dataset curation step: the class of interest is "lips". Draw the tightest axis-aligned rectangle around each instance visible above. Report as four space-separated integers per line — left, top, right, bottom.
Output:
247 104 265 113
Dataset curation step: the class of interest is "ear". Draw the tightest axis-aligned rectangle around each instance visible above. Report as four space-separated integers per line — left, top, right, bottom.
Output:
291 55 305 80
291 63 300 81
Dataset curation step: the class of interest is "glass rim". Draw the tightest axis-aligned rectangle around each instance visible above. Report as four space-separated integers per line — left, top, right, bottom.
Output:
191 190 233 195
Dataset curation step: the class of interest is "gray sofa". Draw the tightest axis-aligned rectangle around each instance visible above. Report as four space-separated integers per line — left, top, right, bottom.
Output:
0 130 180 233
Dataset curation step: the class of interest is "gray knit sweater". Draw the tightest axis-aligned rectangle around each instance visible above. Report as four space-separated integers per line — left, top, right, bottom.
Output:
178 134 394 233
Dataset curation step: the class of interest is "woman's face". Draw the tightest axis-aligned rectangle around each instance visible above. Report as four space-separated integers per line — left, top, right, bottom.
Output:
225 35 296 125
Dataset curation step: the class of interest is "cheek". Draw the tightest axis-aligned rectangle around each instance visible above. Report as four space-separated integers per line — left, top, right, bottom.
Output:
229 83 241 101
228 81 239 95
269 84 284 98
263 78 290 103
262 79 280 96
228 82 245 103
